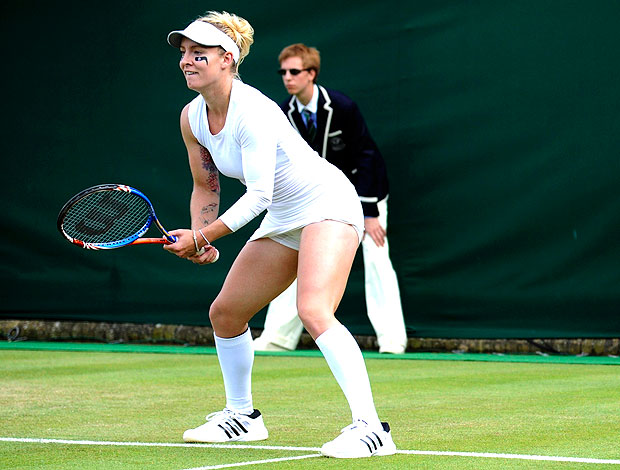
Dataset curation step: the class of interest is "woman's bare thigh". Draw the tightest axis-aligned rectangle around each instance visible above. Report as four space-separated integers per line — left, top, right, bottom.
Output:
210 238 298 337
296 221 360 338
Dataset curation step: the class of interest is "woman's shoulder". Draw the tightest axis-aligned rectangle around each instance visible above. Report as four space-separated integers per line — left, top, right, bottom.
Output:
233 80 276 106
187 93 205 110
231 80 282 122
185 94 206 121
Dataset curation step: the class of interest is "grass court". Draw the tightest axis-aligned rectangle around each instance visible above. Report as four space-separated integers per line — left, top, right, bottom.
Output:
1 342 619 469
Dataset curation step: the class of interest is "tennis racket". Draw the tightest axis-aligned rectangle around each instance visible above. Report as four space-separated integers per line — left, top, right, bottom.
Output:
57 184 177 250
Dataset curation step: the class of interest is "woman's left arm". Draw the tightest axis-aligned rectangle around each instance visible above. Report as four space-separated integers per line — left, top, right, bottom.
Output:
217 108 278 232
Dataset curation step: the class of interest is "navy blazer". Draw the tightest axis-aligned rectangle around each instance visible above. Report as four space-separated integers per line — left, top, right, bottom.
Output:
281 85 389 217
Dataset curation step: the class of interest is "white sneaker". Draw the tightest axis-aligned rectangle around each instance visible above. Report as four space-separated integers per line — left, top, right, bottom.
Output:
183 409 268 443
321 420 397 458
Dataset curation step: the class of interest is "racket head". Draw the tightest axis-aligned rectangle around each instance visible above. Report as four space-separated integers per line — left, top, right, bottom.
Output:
57 184 164 250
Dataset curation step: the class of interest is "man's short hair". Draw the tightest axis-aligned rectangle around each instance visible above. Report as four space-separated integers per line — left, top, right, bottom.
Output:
278 43 321 82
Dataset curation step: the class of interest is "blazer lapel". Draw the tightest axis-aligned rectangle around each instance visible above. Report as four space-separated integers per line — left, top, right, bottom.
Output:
286 98 301 132
286 90 332 155
316 85 333 158
286 97 313 142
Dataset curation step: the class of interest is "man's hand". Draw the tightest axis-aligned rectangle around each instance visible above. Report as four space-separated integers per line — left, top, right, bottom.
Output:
364 217 386 247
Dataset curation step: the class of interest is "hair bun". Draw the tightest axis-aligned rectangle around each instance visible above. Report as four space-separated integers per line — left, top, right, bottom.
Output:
199 11 254 67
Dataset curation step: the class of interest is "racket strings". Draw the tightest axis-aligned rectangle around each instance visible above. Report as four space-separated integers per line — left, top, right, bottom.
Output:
62 191 151 243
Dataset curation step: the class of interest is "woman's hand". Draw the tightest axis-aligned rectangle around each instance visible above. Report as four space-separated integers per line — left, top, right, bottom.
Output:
163 229 219 264
190 244 220 265
163 229 195 258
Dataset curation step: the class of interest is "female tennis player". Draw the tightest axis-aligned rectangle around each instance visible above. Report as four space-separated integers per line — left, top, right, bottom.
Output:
163 11 396 458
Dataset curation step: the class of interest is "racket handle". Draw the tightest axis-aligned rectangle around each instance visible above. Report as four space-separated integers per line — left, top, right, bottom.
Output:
130 237 173 245
165 234 177 243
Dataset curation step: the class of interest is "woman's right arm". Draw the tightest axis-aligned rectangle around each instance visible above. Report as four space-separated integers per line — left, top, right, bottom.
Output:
164 105 231 261
180 104 233 244
180 105 221 230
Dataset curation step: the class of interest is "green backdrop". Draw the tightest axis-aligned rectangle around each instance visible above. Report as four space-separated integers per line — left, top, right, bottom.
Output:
2 1 619 338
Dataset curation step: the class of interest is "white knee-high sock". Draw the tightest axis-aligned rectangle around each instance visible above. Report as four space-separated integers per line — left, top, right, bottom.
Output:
315 324 381 427
214 329 254 414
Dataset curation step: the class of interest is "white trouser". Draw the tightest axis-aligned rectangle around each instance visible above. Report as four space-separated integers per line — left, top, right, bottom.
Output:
257 198 407 352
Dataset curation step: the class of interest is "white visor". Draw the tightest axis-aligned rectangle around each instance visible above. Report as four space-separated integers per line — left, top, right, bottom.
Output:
167 21 240 63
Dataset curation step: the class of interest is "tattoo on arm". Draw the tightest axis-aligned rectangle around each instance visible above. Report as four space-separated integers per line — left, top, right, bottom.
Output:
200 203 218 226
200 146 220 194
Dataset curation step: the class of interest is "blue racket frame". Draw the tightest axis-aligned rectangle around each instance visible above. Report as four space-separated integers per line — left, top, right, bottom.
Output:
57 184 177 250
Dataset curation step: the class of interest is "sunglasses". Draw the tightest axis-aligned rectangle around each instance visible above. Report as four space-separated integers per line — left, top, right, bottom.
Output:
277 68 311 76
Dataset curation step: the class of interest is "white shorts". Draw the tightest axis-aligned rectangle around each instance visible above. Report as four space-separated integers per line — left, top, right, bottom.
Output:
268 219 362 251
248 163 364 251
269 227 304 250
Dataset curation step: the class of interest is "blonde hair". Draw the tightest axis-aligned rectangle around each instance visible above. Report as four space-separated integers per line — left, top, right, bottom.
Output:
197 11 254 75
278 43 321 82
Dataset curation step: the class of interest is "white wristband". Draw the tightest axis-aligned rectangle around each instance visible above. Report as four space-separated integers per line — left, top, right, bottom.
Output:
198 228 210 246
192 230 200 253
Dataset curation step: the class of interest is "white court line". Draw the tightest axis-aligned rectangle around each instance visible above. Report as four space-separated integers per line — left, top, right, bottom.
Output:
180 453 321 470
0 438 320 452
1 437 619 465
398 449 620 465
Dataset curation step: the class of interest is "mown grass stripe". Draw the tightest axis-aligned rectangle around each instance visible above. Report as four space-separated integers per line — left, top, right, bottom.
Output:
1 341 619 365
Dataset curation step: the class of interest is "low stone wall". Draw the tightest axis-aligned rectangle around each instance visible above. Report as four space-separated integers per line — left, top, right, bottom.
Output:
1 319 618 356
